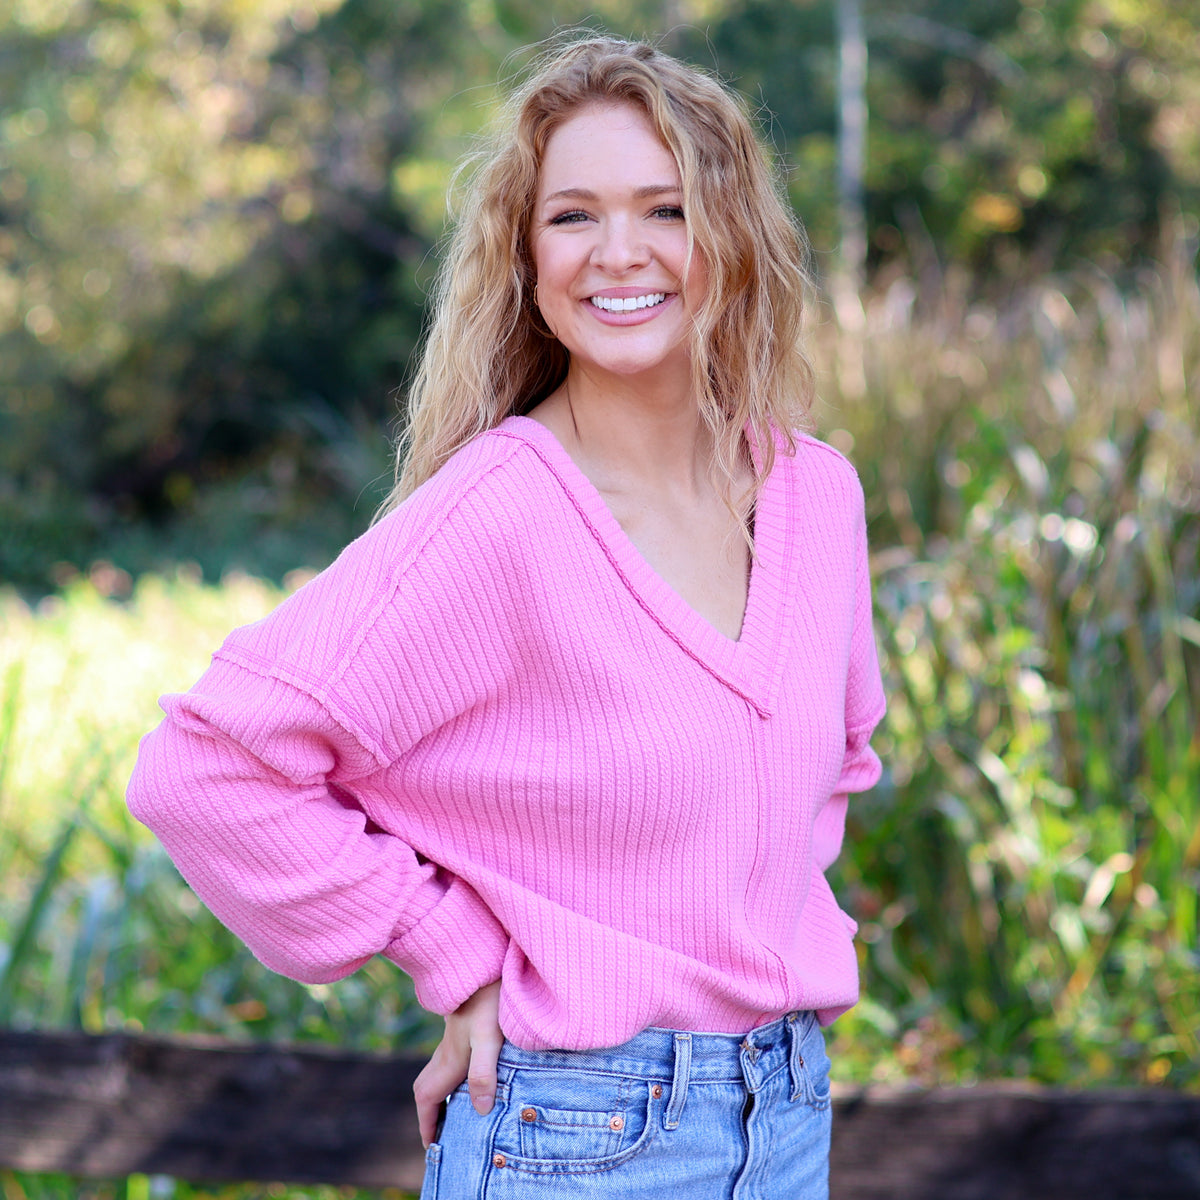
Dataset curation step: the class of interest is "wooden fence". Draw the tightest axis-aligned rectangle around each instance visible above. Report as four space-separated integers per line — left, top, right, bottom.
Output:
2 1029 1199 1198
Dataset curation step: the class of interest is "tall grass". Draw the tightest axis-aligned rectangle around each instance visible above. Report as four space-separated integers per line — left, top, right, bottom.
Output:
819 234 1199 1089
0 569 440 1053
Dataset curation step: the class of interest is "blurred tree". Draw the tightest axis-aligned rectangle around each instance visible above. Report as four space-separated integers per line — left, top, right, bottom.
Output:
1 0 1196 585
682 0 1200 276
0 0 705 585
1 0 484 582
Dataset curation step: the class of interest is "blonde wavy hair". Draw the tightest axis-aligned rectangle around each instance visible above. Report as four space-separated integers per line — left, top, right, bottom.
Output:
380 34 815 515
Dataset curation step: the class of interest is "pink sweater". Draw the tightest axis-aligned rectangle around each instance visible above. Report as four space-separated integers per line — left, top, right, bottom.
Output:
127 417 885 1051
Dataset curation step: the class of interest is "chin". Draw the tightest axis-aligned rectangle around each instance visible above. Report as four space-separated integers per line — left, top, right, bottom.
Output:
571 340 692 382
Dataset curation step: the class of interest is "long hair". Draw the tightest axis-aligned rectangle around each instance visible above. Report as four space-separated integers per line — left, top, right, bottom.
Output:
379 34 815 515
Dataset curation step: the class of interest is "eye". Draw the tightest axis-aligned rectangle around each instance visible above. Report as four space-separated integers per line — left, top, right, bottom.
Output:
651 205 685 221
548 209 590 226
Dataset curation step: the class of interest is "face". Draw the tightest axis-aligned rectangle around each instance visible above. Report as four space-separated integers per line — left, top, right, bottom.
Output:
531 102 706 386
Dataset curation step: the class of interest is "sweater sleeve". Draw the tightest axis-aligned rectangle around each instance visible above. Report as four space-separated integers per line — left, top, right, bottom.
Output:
128 656 509 1013
812 483 886 873
125 451 526 1014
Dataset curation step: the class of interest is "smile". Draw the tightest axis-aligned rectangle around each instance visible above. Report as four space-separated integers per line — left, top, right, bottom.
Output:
589 293 667 313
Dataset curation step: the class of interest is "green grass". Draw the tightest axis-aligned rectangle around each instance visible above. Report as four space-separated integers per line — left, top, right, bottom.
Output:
1 1173 413 1200
0 566 440 1051
1 252 1198 1196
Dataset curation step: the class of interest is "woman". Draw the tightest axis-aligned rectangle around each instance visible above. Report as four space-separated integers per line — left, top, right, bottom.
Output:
128 35 885 1199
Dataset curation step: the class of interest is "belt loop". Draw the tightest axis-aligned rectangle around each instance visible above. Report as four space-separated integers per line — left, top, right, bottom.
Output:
787 1011 804 1101
663 1033 691 1130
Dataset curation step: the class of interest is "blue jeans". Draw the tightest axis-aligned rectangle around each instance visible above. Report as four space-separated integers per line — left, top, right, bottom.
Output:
421 1011 831 1199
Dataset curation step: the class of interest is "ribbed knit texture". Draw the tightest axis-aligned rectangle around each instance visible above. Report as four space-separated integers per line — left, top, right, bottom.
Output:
127 416 885 1051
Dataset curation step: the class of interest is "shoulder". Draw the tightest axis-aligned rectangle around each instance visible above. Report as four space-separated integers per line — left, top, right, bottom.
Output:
775 431 867 521
377 424 548 552
322 424 564 596
399 417 601 541
215 427 560 693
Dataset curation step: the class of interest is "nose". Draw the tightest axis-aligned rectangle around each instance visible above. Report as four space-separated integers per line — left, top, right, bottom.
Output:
590 216 651 274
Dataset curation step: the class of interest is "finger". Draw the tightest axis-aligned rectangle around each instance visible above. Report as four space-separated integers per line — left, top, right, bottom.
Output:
414 1056 462 1148
466 1030 503 1115
416 1092 443 1150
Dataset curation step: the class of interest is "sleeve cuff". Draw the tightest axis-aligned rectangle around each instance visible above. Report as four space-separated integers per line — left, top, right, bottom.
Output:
384 874 509 1014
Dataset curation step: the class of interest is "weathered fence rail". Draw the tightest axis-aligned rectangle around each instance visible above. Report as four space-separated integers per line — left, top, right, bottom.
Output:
2 1029 1198 1198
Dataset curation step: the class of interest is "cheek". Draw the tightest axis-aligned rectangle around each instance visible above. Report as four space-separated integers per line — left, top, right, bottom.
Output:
530 228 550 279
533 248 566 307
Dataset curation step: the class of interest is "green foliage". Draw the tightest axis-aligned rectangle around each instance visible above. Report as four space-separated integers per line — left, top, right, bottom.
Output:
3 1171 410 1200
818 239 1199 1090
4 0 1199 589
0 0 465 588
683 0 1200 271
0 571 442 1049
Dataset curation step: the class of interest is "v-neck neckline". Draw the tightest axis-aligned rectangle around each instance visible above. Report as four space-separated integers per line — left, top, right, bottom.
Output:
493 415 797 715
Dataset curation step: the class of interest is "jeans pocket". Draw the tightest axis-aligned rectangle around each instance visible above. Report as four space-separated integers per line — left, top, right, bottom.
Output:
518 1101 628 1159
493 1068 659 1174
419 1142 441 1200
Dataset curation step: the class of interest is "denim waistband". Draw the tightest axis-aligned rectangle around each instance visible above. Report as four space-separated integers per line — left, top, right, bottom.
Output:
497 1010 817 1091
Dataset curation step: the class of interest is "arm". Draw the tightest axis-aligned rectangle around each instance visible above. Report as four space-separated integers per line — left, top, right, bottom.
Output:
127 655 509 1013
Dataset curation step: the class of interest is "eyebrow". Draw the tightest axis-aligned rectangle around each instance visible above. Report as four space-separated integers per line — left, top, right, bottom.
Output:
542 184 682 203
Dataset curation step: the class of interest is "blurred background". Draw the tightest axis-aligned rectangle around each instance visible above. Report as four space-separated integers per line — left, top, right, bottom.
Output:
1 0 1197 1191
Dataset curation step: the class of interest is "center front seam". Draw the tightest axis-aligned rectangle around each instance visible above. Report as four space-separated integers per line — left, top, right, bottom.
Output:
743 712 792 996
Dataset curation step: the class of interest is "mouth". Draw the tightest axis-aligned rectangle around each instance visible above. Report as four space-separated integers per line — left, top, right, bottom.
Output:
588 292 668 313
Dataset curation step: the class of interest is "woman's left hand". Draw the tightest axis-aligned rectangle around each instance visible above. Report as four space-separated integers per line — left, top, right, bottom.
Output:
413 979 504 1148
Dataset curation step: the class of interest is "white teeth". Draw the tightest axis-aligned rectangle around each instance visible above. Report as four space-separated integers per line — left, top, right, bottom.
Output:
589 293 667 312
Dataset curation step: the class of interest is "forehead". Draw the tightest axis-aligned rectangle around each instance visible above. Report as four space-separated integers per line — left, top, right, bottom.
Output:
536 102 680 195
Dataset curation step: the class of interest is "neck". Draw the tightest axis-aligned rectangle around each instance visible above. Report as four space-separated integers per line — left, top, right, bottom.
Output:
556 360 712 493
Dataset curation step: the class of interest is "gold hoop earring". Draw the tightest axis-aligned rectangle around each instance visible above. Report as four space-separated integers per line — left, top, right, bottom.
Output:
530 283 556 339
